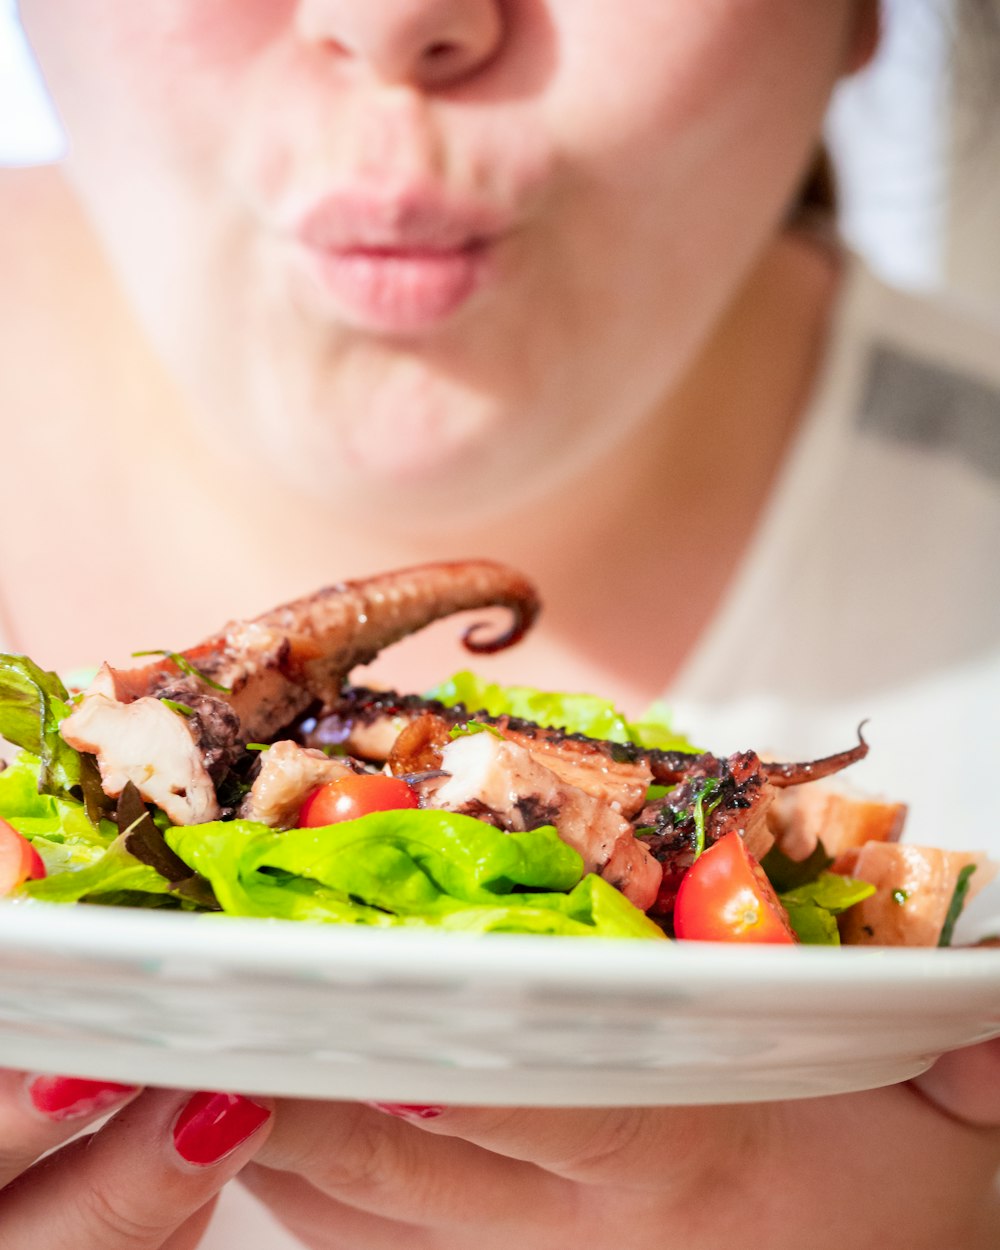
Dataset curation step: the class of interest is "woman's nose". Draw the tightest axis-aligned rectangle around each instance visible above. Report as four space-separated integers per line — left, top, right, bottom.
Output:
295 0 505 90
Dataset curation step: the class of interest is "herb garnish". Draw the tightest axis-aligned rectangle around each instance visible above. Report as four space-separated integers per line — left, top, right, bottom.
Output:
691 778 721 860
938 864 977 947
161 699 195 718
132 650 232 693
449 721 505 741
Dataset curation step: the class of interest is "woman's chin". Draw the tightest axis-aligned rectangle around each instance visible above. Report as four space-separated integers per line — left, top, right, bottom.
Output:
253 411 525 529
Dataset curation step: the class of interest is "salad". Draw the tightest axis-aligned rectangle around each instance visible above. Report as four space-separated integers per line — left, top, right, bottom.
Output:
0 561 990 946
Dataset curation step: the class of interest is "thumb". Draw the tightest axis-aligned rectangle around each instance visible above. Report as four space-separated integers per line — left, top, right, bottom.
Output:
911 1038 1000 1127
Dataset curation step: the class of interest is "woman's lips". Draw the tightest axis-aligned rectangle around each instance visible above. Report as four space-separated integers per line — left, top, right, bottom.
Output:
302 241 493 333
290 192 505 333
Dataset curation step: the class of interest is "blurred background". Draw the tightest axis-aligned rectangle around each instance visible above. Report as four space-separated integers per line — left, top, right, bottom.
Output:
2 0 998 319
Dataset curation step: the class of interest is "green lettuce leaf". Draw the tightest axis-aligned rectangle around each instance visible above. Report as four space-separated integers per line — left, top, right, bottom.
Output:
761 840 834 892
0 655 84 795
0 751 117 874
23 834 175 904
166 811 666 939
427 671 697 752
1 747 665 936
779 873 877 946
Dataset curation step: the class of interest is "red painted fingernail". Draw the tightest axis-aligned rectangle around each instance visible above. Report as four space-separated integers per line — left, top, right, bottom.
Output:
28 1075 139 1122
368 1102 445 1120
172 1092 271 1166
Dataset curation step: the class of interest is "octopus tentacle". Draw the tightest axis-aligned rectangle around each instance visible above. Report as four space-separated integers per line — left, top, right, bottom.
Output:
308 686 868 809
461 616 530 654
61 562 541 819
760 724 869 787
117 561 539 710
252 560 540 698
303 687 655 816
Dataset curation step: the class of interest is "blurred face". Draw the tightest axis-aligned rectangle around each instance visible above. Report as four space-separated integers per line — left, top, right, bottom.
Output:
22 1 868 522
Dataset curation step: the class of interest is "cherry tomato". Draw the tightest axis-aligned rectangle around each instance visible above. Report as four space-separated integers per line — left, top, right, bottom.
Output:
0 818 46 895
298 774 419 827
673 830 796 944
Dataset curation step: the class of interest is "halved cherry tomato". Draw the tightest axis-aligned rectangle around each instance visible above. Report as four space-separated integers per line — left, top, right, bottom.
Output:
298 774 419 827
0 818 46 895
673 830 796 944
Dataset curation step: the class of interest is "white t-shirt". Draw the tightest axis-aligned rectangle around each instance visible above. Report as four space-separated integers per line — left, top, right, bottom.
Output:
669 254 1000 936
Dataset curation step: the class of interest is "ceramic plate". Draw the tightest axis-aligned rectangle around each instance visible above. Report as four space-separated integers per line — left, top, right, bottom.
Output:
0 901 997 1106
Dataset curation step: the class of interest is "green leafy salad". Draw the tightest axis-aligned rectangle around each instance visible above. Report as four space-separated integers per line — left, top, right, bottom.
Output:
0 657 680 939
5 653 973 948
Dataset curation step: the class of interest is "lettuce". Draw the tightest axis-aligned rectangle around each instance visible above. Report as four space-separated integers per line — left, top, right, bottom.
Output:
761 840 834 892
24 834 176 904
165 811 666 939
0 750 185 904
1 739 665 936
0 751 117 874
762 839 876 945
0 655 85 796
427 671 697 752
779 873 877 946
0 660 671 938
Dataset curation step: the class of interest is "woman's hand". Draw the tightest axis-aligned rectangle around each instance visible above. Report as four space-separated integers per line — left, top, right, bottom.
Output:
242 1040 1000 1250
0 1069 271 1250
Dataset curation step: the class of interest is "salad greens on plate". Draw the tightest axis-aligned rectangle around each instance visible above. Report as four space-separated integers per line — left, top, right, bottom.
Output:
0 659 667 938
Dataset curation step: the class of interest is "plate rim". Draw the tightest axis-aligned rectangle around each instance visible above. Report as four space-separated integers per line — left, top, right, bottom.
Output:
2 898 999 994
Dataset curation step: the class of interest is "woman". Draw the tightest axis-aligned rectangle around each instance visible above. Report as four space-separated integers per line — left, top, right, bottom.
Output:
0 2 998 1246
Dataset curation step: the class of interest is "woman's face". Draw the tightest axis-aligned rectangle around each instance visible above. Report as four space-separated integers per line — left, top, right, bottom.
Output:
22 1 870 522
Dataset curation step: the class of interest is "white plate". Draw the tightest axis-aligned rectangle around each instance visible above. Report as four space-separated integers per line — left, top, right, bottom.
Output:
0 900 998 1107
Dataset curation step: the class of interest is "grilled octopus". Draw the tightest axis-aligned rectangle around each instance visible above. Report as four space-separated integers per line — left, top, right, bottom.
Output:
302 685 868 797
58 559 869 916
60 561 539 823
298 686 868 914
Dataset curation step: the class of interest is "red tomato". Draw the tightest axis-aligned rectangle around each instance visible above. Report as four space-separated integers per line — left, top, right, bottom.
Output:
0 819 46 895
298 774 419 827
673 830 796 944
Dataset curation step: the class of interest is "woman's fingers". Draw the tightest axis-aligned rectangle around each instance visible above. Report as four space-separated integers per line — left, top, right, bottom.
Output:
369 1101 754 1189
252 1099 567 1226
0 1069 140 1190
241 1165 436 1250
159 1198 221 1250
0 1087 272 1250
911 1038 1000 1127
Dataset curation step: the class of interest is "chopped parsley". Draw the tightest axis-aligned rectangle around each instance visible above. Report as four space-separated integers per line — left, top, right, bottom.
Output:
132 650 232 694
690 778 721 861
160 699 195 718
938 864 977 947
449 721 505 741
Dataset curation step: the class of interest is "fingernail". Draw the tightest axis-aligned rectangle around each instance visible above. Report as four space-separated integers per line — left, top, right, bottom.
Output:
28 1075 139 1122
172 1092 271 1166
368 1102 445 1120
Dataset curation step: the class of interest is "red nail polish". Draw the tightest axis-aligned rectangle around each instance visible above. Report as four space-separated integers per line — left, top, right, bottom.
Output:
172 1092 270 1166
28 1075 139 1122
368 1103 445 1120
